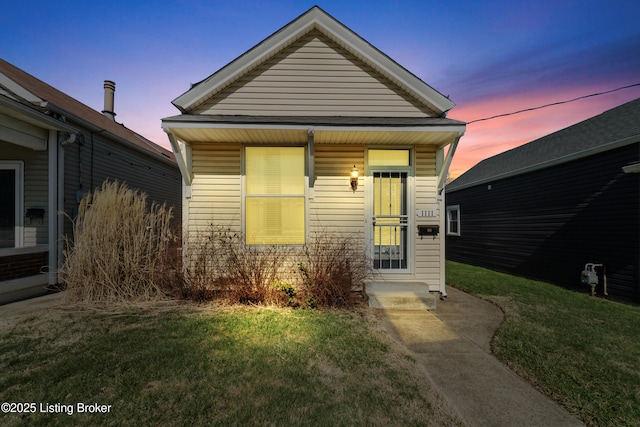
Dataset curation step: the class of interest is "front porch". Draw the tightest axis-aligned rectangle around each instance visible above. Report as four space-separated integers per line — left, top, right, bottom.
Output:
0 246 49 304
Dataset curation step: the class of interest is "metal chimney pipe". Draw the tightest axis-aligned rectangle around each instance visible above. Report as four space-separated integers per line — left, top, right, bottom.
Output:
102 80 116 120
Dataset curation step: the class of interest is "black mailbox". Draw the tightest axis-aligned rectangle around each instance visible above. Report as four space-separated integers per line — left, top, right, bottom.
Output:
26 208 45 224
417 225 439 236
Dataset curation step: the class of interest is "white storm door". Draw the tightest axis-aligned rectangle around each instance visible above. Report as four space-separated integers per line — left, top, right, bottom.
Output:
372 170 409 271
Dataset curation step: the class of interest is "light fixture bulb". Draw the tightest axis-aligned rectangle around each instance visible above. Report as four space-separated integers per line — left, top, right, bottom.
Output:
350 165 359 191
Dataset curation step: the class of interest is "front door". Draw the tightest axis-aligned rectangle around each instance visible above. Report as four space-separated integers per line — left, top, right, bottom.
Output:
372 171 409 271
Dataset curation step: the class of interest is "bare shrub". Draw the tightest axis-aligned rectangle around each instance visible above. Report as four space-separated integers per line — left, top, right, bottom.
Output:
179 225 291 305
61 180 175 304
297 231 370 308
174 226 227 302
177 227 370 308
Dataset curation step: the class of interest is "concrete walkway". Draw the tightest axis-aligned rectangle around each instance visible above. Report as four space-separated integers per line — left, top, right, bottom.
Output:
371 285 585 427
0 291 65 321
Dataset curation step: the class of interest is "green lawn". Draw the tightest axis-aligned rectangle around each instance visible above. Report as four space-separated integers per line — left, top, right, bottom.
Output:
446 261 640 427
0 303 461 427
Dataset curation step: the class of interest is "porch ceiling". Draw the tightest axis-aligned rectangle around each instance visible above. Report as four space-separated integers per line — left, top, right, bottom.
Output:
162 115 466 146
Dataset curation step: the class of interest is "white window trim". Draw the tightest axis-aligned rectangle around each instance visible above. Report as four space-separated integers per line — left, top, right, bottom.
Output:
242 146 307 245
446 205 460 236
0 161 24 248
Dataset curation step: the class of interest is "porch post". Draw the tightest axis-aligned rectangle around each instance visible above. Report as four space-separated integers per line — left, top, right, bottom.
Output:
307 127 314 198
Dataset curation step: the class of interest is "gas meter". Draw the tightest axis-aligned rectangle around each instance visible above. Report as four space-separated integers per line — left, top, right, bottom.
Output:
580 263 598 286
580 263 607 296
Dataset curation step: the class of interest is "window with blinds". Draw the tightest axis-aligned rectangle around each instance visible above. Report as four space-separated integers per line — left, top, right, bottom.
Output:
245 147 305 244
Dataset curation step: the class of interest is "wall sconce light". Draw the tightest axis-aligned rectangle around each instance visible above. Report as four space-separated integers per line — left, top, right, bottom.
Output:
350 165 359 191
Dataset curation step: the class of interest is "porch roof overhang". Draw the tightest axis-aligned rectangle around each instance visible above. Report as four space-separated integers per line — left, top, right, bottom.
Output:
0 95 78 150
162 115 466 146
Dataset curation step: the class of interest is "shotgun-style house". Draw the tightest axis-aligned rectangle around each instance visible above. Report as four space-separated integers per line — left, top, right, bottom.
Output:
0 58 181 303
446 97 640 303
163 7 465 296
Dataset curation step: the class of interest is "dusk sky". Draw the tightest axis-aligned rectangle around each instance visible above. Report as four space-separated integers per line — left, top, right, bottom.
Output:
3 1 639 178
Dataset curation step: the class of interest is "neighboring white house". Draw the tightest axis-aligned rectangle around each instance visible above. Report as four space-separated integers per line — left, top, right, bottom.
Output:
162 7 465 295
0 59 181 303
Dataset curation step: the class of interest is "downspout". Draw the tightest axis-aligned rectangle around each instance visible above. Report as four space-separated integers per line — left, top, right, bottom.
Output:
49 132 77 286
436 132 464 299
57 140 64 284
58 133 75 281
47 130 58 286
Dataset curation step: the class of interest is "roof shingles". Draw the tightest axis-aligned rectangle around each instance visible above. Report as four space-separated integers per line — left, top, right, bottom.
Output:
0 58 174 163
448 97 640 191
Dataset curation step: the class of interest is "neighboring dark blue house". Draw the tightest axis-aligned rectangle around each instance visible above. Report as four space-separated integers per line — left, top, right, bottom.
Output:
445 97 640 302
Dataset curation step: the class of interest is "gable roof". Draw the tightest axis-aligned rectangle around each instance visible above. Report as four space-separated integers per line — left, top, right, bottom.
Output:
447 97 640 191
0 58 175 164
171 6 455 116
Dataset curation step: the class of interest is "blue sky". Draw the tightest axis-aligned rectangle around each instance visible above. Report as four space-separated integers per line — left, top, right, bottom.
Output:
3 0 639 177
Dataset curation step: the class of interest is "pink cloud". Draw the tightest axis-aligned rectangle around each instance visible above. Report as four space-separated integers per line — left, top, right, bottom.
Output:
447 84 640 179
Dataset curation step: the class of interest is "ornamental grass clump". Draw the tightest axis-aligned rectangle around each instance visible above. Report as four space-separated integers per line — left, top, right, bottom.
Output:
61 180 175 304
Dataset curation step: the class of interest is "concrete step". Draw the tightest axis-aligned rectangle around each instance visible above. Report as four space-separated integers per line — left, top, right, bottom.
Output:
365 281 436 310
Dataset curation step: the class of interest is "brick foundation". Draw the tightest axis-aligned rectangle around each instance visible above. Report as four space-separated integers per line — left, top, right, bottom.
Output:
0 251 48 281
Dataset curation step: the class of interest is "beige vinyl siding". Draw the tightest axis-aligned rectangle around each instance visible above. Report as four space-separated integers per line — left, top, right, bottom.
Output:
414 146 441 287
189 144 242 236
23 149 48 246
0 140 48 246
196 31 433 117
310 145 365 235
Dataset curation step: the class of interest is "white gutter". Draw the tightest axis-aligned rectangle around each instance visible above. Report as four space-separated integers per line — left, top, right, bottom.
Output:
0 95 77 133
161 119 465 135
0 71 44 104
42 102 177 168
